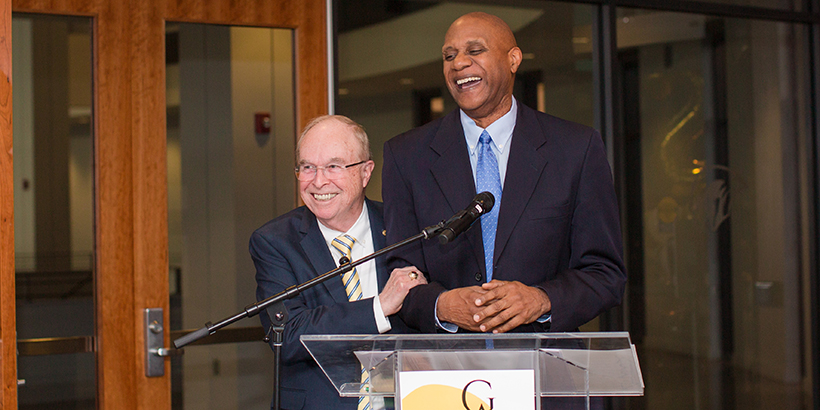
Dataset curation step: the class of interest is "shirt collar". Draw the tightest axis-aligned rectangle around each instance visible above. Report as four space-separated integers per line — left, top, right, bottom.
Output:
317 201 371 249
461 97 517 155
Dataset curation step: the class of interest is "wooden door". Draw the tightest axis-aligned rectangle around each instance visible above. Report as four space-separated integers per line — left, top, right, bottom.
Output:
0 0 327 408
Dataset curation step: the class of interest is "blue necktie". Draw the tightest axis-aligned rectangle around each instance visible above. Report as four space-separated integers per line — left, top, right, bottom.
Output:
476 130 502 281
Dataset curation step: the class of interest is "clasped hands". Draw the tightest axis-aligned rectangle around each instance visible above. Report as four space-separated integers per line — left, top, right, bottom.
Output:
437 280 551 333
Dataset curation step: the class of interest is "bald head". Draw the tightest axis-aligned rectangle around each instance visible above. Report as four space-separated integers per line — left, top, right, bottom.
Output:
441 12 522 127
447 12 517 50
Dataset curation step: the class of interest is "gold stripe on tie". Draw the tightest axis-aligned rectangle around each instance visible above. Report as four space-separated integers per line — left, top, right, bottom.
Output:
330 234 370 409
331 234 363 301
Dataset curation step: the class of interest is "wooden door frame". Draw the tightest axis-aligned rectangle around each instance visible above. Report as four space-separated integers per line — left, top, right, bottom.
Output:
0 0 327 408
0 0 13 408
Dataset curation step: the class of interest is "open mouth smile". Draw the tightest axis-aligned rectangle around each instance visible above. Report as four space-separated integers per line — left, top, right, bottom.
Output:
456 76 482 89
312 193 338 201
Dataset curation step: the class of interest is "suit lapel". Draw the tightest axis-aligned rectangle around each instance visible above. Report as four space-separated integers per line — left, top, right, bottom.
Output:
366 199 389 289
495 105 549 264
298 210 350 304
430 111 486 273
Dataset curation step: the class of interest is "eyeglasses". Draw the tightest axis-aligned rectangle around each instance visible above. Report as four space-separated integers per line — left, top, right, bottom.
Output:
294 160 367 181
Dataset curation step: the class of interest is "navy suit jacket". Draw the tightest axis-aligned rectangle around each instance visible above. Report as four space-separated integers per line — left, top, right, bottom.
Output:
382 104 626 334
251 199 395 410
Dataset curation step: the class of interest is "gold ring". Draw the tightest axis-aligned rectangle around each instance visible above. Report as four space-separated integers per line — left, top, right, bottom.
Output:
408 271 418 280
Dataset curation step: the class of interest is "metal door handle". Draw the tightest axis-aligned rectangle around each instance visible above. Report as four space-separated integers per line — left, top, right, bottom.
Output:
145 308 182 377
150 347 184 357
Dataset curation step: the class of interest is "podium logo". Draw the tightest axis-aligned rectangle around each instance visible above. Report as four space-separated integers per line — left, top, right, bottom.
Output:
401 380 493 410
462 379 494 410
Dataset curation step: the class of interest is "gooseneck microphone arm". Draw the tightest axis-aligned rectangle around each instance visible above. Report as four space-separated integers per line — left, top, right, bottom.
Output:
437 191 495 244
173 221 447 349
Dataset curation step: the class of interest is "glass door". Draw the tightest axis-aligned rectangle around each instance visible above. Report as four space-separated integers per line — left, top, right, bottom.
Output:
12 13 95 410
617 9 812 410
165 23 297 410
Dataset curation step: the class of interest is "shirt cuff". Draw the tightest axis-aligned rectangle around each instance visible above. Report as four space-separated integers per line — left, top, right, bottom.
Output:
372 295 392 333
536 314 551 323
434 294 458 333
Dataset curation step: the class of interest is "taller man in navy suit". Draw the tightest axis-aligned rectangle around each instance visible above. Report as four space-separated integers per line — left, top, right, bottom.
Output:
252 115 425 410
383 12 626 337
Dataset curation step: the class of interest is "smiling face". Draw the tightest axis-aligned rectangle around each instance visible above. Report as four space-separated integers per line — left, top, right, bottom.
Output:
442 13 522 128
297 118 374 232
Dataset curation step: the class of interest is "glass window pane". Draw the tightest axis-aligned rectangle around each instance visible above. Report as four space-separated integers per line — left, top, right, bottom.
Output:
617 8 812 410
13 13 95 410
166 23 296 410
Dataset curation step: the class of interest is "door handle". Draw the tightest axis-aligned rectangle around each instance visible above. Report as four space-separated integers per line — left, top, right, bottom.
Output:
150 347 184 357
144 308 183 377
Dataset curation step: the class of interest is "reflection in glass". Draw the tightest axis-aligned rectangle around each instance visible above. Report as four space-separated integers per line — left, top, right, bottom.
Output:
166 23 296 410
12 13 95 410
618 9 811 410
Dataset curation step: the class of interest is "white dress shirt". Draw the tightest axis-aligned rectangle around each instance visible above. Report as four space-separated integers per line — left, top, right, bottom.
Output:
317 202 392 333
461 97 517 187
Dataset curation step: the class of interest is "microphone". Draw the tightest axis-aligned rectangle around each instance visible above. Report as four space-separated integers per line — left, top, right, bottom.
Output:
437 192 495 244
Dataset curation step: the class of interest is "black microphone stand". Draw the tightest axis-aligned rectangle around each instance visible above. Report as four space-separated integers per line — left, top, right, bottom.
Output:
172 222 446 410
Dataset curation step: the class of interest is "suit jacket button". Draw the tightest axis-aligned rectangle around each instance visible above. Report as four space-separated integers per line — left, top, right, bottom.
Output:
474 272 482 282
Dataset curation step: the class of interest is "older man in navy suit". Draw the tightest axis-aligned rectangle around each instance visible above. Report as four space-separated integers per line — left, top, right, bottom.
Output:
384 12 625 339
252 115 425 410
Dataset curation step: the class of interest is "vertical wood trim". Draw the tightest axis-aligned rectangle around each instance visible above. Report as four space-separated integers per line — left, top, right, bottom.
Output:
131 0 169 408
0 0 14 407
95 0 137 408
294 0 328 205
296 0 328 130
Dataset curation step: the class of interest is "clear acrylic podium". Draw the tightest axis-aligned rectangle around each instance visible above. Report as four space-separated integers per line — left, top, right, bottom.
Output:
301 332 644 410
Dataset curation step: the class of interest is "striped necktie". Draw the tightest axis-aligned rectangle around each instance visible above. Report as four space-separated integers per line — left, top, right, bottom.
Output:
331 234 363 301
330 234 370 410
